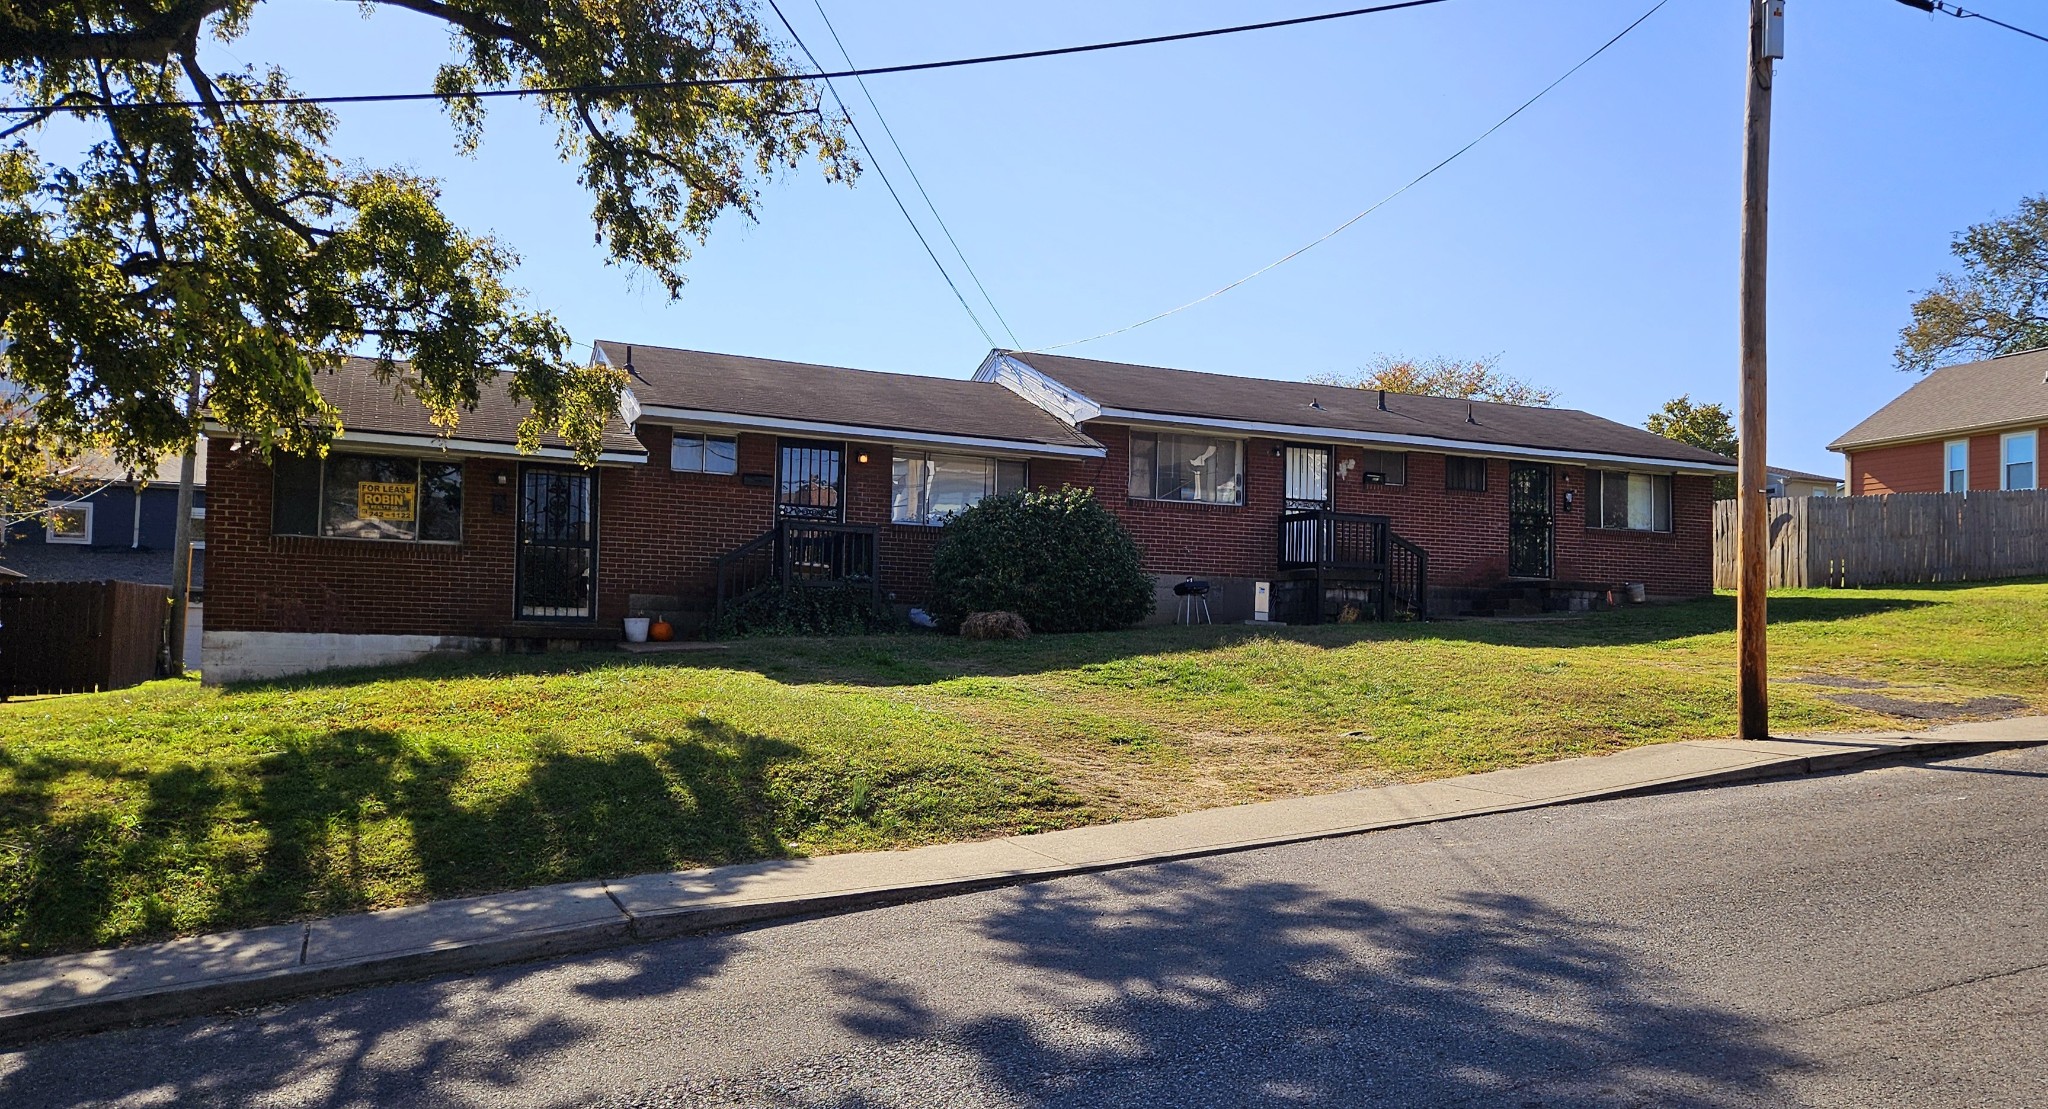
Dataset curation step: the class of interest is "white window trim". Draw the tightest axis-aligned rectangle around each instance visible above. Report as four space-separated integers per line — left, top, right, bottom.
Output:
45 501 93 545
190 505 206 550
1945 439 1970 492
2001 430 2038 491
1585 470 1674 534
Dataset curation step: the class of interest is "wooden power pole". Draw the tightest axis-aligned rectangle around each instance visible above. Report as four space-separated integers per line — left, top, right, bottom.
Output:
1737 0 1781 740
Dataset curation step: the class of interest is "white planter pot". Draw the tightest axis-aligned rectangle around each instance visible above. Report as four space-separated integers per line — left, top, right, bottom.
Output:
623 617 651 643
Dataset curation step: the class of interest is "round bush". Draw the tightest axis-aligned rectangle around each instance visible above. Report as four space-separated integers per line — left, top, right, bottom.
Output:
929 487 1154 634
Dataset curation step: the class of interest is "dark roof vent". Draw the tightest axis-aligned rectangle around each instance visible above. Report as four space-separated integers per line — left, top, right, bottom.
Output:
1465 401 1478 425
1377 389 1387 411
1309 397 1325 411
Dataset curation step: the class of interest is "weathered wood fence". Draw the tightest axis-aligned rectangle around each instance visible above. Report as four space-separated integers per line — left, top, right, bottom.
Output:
0 580 169 699
1713 491 2048 589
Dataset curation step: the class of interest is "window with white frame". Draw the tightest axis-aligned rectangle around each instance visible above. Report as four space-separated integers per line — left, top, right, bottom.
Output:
670 431 738 475
1584 471 1673 532
1127 432 1244 505
45 501 92 544
2003 430 2037 490
892 452 1028 525
189 506 206 550
1945 440 1969 492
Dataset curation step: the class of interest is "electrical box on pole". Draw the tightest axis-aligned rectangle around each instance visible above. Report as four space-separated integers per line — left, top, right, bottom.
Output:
1763 0 1786 59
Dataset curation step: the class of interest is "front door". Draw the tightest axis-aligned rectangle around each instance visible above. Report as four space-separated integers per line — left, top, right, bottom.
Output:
517 466 598 620
777 439 845 522
1507 462 1554 579
1283 444 1332 511
1282 444 1333 564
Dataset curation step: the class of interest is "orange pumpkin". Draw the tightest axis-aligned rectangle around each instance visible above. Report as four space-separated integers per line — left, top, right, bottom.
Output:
648 618 675 642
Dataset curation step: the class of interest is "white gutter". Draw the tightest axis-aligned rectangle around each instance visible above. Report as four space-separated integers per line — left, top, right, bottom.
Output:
1093 408 1738 475
633 404 1105 459
201 422 647 466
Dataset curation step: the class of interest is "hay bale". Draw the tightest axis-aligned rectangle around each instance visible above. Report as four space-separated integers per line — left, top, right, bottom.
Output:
960 611 1031 640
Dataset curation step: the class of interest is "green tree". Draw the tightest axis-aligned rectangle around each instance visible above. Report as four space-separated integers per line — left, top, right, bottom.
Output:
1311 354 1557 407
0 1 854 471
1897 195 2048 373
1647 394 1737 499
929 487 1155 634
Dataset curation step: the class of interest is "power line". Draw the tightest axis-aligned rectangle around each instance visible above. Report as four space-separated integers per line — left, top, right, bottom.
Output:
1025 0 1671 354
765 0 999 348
1895 1 2048 45
809 0 1020 348
0 1 1454 117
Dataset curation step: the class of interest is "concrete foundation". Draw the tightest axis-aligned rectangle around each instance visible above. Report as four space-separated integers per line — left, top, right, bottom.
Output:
201 630 497 685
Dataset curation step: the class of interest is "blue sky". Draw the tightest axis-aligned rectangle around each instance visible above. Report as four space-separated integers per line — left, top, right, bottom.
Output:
203 0 2048 475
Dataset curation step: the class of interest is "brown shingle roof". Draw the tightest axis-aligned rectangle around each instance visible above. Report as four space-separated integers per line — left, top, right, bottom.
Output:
1828 348 2048 451
998 351 1736 469
597 341 1101 452
312 355 645 460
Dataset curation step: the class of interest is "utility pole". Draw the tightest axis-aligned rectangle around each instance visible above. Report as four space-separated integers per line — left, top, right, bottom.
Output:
1737 0 1782 740
165 362 202 676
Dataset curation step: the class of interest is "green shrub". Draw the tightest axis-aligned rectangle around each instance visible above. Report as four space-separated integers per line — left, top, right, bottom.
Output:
929 486 1154 634
712 581 892 639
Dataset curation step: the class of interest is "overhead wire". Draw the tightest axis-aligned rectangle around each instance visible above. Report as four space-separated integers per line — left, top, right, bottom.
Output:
0 1 1455 117
765 0 999 347
808 0 1020 348
1907 1 2048 45
1022 0 1672 353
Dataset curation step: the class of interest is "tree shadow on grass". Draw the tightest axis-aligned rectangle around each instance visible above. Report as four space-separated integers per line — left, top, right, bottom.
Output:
794 864 1802 1107
0 720 805 958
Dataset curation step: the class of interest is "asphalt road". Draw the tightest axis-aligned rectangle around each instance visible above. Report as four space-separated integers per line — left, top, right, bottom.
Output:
4 745 2043 1108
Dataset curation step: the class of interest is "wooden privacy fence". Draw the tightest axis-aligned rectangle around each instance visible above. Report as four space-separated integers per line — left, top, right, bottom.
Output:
1713 491 2048 589
0 580 169 699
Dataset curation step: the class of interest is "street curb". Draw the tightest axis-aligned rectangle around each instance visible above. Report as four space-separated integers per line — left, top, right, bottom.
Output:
1 735 2036 1048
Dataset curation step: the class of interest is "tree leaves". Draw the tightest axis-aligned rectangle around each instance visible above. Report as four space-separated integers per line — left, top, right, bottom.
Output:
1646 395 1736 499
1312 354 1558 407
0 1 853 465
1897 195 2048 374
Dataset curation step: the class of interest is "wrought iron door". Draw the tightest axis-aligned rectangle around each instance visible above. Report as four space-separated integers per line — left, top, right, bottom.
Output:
1507 462 1554 579
1282 445 1333 563
517 467 597 620
777 439 845 522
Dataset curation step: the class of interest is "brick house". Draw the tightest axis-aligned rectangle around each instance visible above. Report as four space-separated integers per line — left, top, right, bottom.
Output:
202 343 1732 682
1830 348 2047 495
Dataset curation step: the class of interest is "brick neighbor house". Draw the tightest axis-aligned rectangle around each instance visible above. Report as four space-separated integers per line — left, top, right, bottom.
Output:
1830 348 2047 495
201 343 1732 682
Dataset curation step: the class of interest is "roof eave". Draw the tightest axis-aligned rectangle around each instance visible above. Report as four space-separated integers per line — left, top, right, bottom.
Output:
632 404 1106 458
201 421 647 466
1091 408 1737 474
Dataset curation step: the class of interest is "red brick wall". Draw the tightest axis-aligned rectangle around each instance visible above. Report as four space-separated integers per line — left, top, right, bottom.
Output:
208 422 1718 640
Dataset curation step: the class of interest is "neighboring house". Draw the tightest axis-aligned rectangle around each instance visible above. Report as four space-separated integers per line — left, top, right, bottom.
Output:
1830 348 2048 494
0 443 208 591
1766 465 1841 499
201 346 1733 683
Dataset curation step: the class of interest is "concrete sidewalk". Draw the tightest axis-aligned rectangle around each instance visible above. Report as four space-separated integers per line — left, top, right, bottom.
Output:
2 717 2040 1046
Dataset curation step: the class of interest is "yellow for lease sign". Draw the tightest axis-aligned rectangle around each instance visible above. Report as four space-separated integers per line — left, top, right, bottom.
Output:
357 481 417 521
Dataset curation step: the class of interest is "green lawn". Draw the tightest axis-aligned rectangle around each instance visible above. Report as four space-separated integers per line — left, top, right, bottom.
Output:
3 580 2045 958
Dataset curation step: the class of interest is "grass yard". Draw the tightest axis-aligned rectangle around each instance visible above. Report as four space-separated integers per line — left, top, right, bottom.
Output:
3 580 2045 958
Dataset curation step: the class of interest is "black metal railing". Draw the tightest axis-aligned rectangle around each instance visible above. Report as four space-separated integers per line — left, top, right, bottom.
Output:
1277 510 1390 571
1275 510 1428 623
1388 532 1429 619
714 520 881 623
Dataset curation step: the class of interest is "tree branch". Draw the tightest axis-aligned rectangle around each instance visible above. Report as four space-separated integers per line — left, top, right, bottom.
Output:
0 0 234 64
368 0 545 54
175 39 334 246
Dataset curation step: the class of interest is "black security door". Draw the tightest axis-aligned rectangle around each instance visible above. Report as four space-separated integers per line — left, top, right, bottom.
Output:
777 439 845 522
517 466 598 620
1507 462 1554 579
